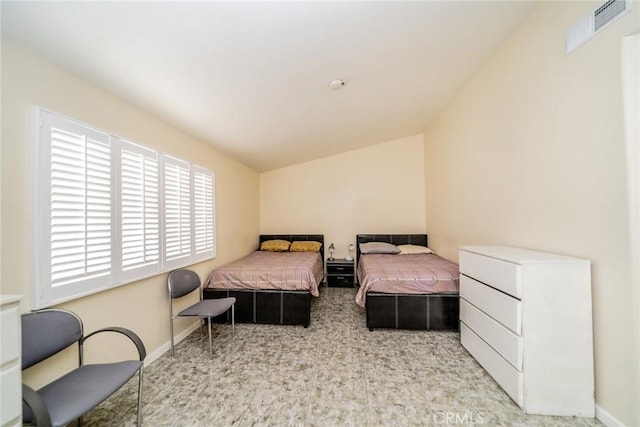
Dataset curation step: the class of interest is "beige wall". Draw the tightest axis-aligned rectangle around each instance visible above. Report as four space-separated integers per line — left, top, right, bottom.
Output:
1 41 260 387
423 2 639 425
622 31 640 427
260 134 426 259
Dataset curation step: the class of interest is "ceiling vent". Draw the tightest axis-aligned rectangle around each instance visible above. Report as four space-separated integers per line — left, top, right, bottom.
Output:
594 0 628 31
565 0 630 54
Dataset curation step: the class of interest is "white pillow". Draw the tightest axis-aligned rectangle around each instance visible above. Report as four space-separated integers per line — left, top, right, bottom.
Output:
397 244 433 255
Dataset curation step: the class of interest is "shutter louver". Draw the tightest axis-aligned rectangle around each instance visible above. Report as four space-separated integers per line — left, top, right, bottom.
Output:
120 141 159 277
50 119 111 287
163 157 191 266
193 167 215 259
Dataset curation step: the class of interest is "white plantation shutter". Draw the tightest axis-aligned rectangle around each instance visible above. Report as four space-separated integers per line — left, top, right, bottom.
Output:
119 140 160 280
37 112 113 306
35 108 217 308
192 166 215 260
162 155 192 269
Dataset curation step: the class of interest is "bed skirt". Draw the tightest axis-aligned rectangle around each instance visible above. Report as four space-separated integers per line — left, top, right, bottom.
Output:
203 288 312 327
365 292 459 331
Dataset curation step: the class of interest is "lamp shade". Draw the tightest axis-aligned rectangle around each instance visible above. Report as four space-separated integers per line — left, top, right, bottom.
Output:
346 243 355 261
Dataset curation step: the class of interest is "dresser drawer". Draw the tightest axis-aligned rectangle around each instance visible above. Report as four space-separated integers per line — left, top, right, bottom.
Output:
461 323 523 407
327 264 354 275
327 275 354 287
0 303 20 364
460 298 523 370
459 250 521 298
460 275 521 335
1 363 21 426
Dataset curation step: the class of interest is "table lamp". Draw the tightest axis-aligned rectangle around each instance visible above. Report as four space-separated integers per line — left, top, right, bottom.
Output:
345 243 355 261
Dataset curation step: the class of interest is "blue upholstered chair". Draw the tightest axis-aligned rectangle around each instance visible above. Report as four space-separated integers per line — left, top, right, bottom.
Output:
168 269 235 359
21 309 146 427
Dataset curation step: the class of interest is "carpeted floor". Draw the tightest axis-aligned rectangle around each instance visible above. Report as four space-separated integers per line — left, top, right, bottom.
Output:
83 287 601 426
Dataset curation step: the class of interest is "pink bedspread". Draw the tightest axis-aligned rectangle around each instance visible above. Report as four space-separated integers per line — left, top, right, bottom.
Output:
204 251 323 297
355 253 459 307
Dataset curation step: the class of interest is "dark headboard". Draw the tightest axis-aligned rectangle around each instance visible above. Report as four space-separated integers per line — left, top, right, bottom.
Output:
356 234 428 265
259 234 325 263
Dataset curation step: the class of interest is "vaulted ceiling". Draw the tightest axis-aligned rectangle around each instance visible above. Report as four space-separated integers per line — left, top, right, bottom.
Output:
1 1 535 171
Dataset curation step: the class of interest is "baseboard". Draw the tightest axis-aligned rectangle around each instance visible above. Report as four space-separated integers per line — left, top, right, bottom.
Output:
596 404 626 427
143 321 200 366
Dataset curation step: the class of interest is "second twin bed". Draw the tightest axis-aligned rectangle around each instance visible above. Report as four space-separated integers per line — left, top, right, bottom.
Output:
356 234 460 331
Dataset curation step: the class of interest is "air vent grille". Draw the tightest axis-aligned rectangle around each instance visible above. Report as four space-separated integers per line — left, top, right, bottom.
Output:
566 0 630 54
594 0 627 32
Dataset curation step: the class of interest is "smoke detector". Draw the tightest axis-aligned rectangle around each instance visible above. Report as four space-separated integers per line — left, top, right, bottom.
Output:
328 79 345 90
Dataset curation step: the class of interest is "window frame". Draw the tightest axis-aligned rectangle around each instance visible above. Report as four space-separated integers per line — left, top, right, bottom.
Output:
33 107 216 309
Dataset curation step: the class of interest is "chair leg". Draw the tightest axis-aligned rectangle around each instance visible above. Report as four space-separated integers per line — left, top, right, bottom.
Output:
136 365 144 426
208 317 213 359
232 304 235 338
170 318 175 357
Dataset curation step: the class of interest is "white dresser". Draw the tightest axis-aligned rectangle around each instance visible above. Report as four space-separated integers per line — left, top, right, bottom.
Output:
1 295 22 427
458 246 594 417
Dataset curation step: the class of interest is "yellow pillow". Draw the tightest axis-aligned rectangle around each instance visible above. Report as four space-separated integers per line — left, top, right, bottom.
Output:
289 241 322 252
260 239 291 252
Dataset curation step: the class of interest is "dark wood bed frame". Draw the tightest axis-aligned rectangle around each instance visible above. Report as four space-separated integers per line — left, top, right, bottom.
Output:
203 234 324 328
357 234 460 331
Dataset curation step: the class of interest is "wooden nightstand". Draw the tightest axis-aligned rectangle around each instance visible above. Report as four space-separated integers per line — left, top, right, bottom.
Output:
326 258 355 287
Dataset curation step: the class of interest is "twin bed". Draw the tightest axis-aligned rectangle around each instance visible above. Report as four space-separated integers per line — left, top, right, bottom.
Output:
356 234 460 331
203 234 324 327
202 233 459 331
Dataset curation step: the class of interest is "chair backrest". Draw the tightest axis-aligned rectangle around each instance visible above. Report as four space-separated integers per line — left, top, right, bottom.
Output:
21 309 83 370
168 269 201 299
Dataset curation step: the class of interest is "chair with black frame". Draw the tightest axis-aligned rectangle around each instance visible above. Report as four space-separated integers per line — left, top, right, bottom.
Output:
21 309 146 427
168 268 235 359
